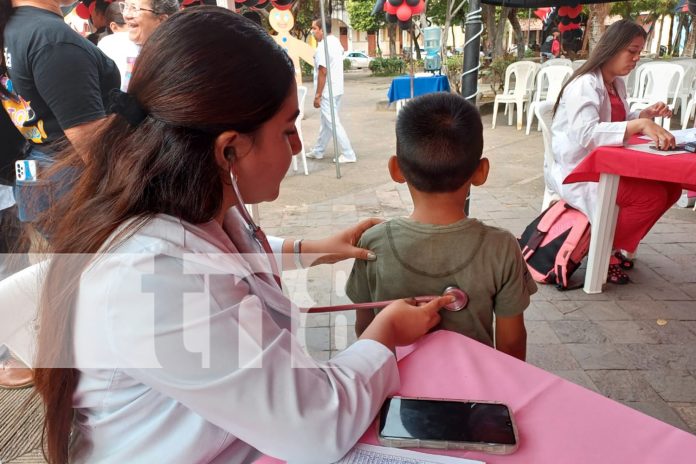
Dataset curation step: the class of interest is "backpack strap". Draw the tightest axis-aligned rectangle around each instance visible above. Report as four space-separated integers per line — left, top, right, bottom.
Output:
554 210 590 288
536 201 567 233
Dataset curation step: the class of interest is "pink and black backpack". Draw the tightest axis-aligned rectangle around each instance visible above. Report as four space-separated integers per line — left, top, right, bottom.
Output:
518 200 591 290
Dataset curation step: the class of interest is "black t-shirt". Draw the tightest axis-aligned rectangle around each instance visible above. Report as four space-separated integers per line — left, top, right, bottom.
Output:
2 6 120 148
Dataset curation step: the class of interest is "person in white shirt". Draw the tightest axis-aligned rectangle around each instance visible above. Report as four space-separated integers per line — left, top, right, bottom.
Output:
549 19 680 285
98 2 139 91
31 8 450 464
306 18 357 163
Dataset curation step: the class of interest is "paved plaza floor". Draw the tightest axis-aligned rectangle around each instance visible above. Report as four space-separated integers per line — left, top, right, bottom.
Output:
2 71 696 462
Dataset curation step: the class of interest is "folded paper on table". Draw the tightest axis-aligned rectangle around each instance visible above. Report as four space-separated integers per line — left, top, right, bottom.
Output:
334 444 484 464
625 143 690 156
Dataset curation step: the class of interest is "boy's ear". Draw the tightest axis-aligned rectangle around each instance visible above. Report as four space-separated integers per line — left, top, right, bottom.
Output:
388 155 406 183
470 157 489 187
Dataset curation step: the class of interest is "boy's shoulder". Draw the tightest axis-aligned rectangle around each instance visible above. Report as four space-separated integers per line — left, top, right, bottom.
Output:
360 216 518 245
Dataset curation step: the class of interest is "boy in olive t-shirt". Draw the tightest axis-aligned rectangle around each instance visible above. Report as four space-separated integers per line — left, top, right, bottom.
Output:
346 93 536 360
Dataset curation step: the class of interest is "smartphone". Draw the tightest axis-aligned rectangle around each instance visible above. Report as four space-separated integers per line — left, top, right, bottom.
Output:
377 396 519 454
15 160 38 181
649 143 686 152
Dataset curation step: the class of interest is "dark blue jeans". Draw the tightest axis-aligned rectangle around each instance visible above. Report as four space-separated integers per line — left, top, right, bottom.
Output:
13 147 75 227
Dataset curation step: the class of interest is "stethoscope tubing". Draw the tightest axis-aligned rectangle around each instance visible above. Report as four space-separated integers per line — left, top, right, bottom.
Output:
304 296 443 314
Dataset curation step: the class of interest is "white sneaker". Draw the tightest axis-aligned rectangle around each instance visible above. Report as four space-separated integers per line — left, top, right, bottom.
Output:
333 155 357 164
305 151 324 160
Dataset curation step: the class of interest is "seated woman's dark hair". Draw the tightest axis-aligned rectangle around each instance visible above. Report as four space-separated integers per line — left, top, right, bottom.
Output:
33 7 295 464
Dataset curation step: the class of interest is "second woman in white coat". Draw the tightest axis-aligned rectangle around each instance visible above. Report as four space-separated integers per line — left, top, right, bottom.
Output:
549 19 681 284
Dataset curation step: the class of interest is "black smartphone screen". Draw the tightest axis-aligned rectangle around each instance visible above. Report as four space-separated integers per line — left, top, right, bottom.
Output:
378 397 517 445
649 144 686 152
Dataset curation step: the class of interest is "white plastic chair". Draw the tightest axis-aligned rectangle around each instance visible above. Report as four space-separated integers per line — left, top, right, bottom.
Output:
535 101 561 210
570 59 586 71
629 63 684 130
526 65 573 135
293 86 309 175
492 61 539 130
541 58 572 68
625 59 653 102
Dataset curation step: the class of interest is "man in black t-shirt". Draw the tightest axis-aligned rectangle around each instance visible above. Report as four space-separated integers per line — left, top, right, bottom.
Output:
2 4 120 223
3 6 119 148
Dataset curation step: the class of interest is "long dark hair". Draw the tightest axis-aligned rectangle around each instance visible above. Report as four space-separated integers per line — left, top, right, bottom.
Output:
553 19 647 115
33 7 294 463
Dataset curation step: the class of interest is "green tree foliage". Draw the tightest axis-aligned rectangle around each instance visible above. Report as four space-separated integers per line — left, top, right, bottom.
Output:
292 0 316 40
346 0 385 33
427 0 467 27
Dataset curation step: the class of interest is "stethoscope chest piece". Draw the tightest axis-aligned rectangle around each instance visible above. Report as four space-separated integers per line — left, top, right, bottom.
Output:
442 286 468 311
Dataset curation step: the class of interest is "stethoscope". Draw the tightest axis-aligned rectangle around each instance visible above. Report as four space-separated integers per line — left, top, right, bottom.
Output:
229 174 470 314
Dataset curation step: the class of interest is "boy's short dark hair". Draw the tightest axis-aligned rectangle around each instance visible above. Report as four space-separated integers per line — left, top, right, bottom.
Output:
396 93 483 193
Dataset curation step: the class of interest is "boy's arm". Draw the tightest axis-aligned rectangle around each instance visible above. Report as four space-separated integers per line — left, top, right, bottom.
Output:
345 240 376 338
495 314 527 361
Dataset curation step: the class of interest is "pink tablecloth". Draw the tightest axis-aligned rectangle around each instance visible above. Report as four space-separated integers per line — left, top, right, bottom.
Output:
258 331 696 463
564 138 696 191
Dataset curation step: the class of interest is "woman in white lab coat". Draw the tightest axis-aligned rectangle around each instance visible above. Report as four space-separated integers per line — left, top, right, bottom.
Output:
549 19 682 284
31 8 451 464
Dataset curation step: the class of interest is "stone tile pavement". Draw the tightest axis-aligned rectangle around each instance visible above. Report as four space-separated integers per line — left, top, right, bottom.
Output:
2 71 696 462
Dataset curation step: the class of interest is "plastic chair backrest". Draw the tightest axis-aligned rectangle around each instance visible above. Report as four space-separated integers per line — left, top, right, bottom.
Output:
570 60 586 71
504 61 538 97
535 101 555 173
542 58 572 68
641 63 684 105
535 66 573 103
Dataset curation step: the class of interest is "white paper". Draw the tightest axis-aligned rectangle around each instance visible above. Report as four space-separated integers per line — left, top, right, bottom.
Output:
625 143 690 156
333 444 485 464
638 127 696 145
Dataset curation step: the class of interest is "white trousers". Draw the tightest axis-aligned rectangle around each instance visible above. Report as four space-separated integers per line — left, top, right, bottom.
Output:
312 95 356 160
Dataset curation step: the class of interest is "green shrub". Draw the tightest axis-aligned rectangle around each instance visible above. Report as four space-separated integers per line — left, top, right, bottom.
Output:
490 54 516 93
369 57 405 76
300 60 313 79
444 55 463 93
343 58 352 70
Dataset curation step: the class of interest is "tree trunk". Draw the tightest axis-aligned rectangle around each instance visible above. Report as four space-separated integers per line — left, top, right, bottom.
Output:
684 20 696 58
388 23 397 57
493 7 510 58
588 3 608 52
411 27 421 60
485 5 496 53
508 8 525 60
668 14 675 55
658 15 666 55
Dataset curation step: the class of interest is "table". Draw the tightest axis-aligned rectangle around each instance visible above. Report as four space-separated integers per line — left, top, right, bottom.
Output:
387 75 450 106
257 331 696 463
564 140 696 294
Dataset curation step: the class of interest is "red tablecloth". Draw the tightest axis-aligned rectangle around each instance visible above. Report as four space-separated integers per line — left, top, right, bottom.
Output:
564 137 696 191
257 331 696 463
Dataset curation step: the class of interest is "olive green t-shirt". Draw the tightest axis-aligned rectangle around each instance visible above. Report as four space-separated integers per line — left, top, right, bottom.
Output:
346 217 537 347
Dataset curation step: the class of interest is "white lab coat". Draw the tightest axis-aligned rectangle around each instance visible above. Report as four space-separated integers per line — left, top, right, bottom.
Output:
548 69 640 220
70 211 399 464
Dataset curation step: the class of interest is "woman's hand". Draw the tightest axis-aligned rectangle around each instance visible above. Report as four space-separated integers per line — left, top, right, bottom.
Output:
640 118 676 150
359 296 451 350
301 218 382 266
639 102 672 120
